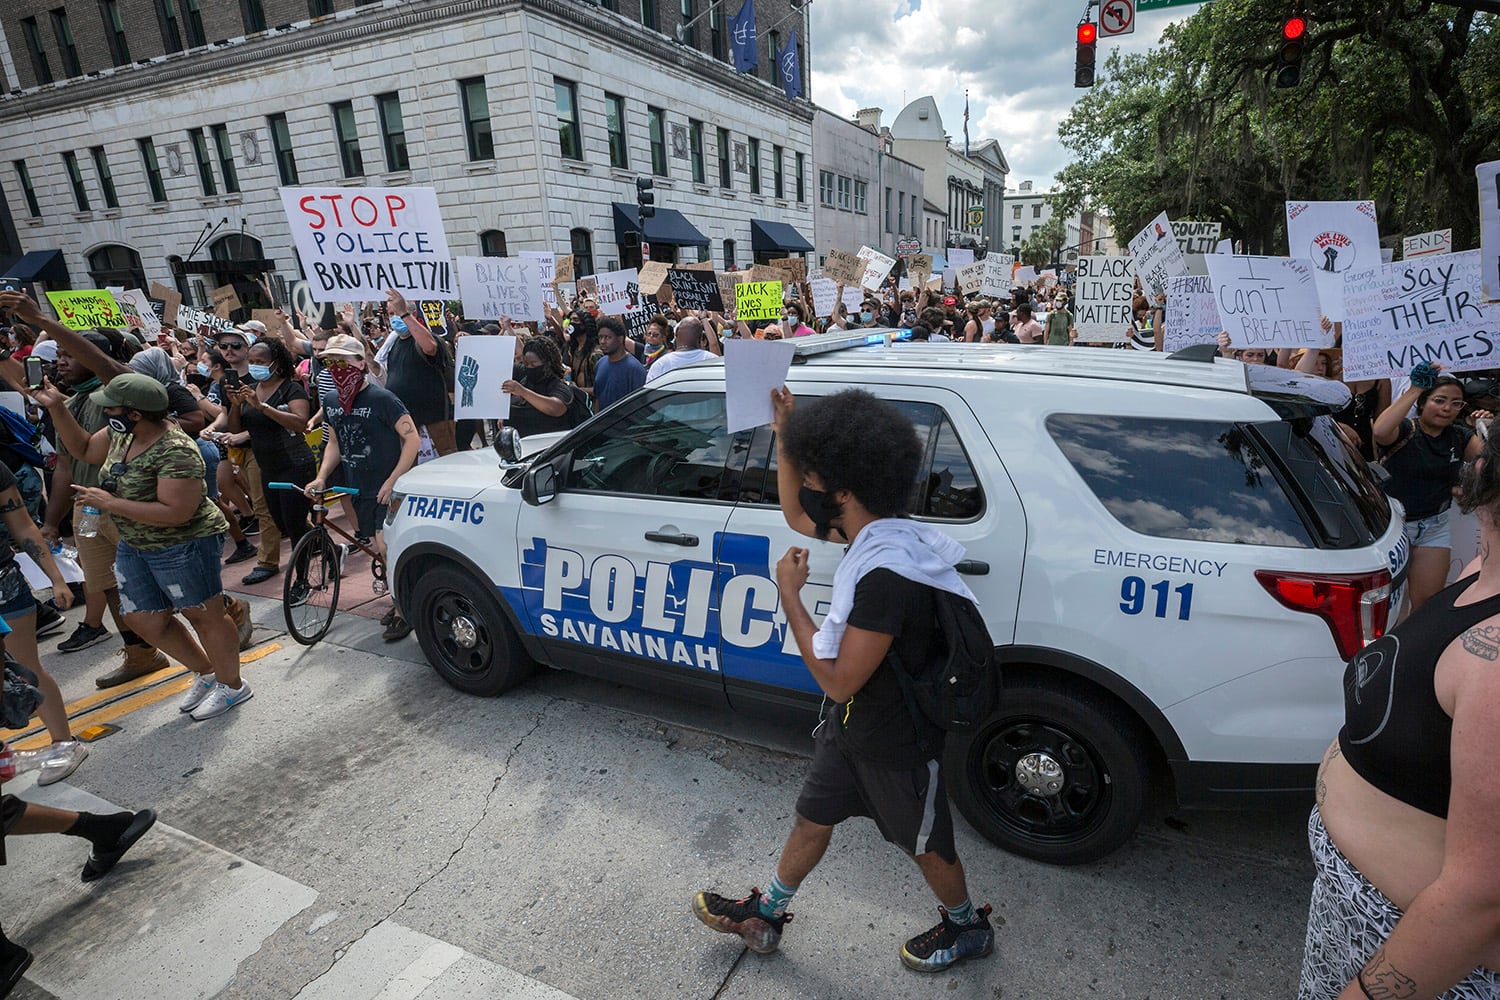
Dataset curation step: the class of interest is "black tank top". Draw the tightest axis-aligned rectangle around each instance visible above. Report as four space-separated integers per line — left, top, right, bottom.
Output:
1338 574 1500 818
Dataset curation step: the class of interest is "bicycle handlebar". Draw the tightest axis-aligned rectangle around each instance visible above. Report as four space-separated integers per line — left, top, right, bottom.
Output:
266 482 360 497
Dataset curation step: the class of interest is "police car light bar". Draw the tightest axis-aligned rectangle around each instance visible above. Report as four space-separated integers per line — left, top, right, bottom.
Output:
789 328 913 360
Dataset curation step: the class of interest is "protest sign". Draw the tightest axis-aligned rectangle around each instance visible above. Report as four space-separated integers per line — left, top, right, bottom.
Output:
717 273 741 317
624 300 666 340
909 253 933 288
1172 221 1222 255
1164 275 1223 353
520 250 557 306
210 283 241 318
1285 199 1380 321
745 265 781 284
981 254 1015 297
681 260 716 272
1204 255 1328 350
1216 239 1234 255
809 278 839 318
842 285 865 314
947 247 976 270
1014 265 1038 286
1403 229 1453 260
1342 250 1500 379
768 257 807 283
955 261 986 295
279 185 453 301
113 288 162 338
735 281 783 321
420 300 445 330
822 249 864 286
1129 212 1189 296
594 268 642 316
637 261 672 298
553 254 574 282
176 304 236 336
724 339 796 434
250 309 282 333
857 246 897 291
148 281 182 325
453 335 516 420
575 276 598 301
46 290 124 330
1480 160 1500 302
455 256 544 322
1073 256 1136 343
667 268 724 312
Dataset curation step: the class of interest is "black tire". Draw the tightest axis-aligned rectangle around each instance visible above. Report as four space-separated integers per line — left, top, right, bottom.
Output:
409 564 534 696
284 530 340 645
945 680 1149 865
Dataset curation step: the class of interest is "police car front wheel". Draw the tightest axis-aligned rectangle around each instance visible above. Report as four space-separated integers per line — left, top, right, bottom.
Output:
410 564 535 697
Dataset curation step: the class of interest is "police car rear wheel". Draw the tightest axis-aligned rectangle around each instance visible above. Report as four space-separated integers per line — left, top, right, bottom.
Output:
945 681 1148 865
411 565 533 696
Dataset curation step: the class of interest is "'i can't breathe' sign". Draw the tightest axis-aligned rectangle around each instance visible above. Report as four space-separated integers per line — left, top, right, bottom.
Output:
280 186 454 302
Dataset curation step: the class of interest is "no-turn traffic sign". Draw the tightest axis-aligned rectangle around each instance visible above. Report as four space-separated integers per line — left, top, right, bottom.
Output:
1100 0 1135 36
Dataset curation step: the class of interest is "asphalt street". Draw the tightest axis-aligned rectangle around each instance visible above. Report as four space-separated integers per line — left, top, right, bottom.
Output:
3 591 1315 999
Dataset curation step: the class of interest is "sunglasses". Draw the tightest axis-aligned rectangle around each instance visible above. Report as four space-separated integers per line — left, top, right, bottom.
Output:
322 356 360 368
217 340 247 350
100 461 127 494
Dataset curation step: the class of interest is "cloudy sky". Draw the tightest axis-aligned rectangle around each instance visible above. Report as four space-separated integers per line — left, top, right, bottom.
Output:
806 0 1192 189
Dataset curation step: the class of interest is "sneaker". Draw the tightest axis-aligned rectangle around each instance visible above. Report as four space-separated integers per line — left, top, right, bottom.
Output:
190 681 253 721
380 607 397 627
239 514 260 536
899 905 994 973
381 614 413 642
95 646 170 689
179 672 217 713
224 539 257 565
34 602 65 638
691 889 791 955
225 596 254 650
59 621 112 653
35 740 89 787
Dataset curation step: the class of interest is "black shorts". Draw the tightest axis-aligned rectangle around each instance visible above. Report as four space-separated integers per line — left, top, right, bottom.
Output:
352 496 388 543
794 718 956 863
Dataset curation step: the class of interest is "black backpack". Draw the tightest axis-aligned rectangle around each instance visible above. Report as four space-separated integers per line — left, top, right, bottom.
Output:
891 589 1000 738
563 383 594 429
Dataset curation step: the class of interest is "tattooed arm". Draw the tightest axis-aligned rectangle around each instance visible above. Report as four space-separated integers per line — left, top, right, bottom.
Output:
0 486 73 610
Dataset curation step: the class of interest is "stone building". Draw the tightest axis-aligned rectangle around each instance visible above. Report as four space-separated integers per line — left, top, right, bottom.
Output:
810 107 923 265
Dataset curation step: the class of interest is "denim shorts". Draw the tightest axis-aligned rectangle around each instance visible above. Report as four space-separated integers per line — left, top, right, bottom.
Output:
115 534 226 615
0 560 34 620
197 438 221 500
1403 508 1452 550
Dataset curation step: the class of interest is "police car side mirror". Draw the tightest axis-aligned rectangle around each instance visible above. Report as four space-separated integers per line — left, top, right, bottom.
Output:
494 426 523 466
522 460 559 506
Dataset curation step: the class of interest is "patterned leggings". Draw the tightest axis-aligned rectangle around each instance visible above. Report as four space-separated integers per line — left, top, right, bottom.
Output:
1298 807 1500 999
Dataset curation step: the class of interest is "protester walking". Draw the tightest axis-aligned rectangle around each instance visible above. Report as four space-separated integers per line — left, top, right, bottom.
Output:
224 339 315 549
592 317 645 412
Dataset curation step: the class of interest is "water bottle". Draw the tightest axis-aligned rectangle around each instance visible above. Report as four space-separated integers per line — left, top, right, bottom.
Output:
76 505 101 539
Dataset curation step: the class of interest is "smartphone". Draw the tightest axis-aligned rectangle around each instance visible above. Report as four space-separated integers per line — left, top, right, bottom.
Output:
220 370 242 393
24 357 44 389
0 278 20 294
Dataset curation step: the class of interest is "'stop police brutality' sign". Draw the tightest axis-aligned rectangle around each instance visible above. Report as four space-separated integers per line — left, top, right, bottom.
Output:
279 186 453 302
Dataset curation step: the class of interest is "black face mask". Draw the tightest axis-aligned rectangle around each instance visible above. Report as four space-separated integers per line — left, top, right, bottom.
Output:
105 410 137 435
799 485 845 541
519 367 548 388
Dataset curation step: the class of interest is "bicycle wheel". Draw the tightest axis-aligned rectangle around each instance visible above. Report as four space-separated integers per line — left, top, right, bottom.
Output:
284 529 341 645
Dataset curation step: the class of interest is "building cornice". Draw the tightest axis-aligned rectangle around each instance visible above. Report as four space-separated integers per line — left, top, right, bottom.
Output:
0 0 813 125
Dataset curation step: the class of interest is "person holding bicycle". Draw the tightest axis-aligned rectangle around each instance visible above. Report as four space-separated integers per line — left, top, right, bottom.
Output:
304 335 420 641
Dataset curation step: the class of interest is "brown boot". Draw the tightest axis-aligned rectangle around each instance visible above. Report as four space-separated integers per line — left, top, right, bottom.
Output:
225 596 254 651
94 646 171 689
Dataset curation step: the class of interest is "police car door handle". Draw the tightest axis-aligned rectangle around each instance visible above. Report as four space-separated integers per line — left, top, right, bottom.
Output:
956 559 989 576
645 530 699 547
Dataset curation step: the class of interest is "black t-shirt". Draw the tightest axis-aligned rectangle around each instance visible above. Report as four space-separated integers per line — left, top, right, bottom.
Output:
1383 419 1472 519
321 383 409 494
383 333 451 426
505 374 573 437
833 568 944 766
239 380 315 472
164 382 200 425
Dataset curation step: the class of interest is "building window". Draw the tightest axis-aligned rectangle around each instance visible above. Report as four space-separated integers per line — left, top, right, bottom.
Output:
50 9 81 78
267 114 298 184
795 152 806 203
189 129 216 195
62 152 89 211
570 228 594 279
90 146 118 209
716 127 730 188
156 0 182 52
14 161 41 218
460 78 494 161
1033 204 1043 218
87 245 146 289
332 101 363 178
709 4 725 61
837 176 851 211
853 180 867 214
772 145 783 199
898 194 905 234
309 0 334 14
240 0 267 33
605 93 628 170
884 187 892 233
648 107 667 176
640 0 656 30
554 78 582 160
211 124 239 194
183 0 206 47
689 120 705 183
139 139 167 202
376 92 409 172
723 238 736 270
21 18 51 85
678 0 694 45
480 230 507 257
819 171 834 207
1013 204 1021 220
747 137 760 195
98 0 130 65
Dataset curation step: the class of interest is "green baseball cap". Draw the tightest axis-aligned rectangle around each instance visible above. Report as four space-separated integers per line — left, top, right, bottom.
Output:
90 373 169 413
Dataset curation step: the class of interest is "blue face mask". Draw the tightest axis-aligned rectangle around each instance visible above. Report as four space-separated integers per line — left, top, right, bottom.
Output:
860 311 873 323
247 364 272 382
197 362 211 377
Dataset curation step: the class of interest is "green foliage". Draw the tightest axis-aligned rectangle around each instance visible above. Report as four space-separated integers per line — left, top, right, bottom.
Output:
1019 215 1068 267
1052 0 1500 253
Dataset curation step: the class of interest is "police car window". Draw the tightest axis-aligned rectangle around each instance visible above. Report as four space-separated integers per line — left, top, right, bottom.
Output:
563 392 736 500
1047 414 1314 548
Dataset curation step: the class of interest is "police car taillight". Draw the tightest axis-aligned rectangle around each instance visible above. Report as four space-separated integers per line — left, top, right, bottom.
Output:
1254 568 1392 660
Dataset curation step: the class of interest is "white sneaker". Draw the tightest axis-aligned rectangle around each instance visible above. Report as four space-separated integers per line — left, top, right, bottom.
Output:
36 740 88 786
179 672 217 713
190 681 253 721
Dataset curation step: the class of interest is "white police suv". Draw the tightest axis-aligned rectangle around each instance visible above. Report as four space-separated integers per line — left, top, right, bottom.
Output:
384 332 1407 864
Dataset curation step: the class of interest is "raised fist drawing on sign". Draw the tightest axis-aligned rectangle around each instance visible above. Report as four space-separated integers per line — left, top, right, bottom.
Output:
458 355 480 408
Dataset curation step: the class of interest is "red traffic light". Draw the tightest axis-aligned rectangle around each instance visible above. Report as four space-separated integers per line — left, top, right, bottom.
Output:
1282 15 1306 40
1077 21 1097 45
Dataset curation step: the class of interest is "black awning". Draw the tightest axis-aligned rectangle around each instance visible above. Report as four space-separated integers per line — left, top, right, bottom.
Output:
750 220 814 254
176 257 277 275
611 203 710 248
2 249 69 285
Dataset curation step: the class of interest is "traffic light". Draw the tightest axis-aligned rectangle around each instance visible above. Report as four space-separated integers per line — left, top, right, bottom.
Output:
636 176 656 220
1274 13 1306 88
1075 21 1097 88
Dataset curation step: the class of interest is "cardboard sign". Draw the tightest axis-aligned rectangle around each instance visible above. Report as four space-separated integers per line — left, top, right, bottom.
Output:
1172 221 1223 255
735 281 783 321
955 261 986 295
594 268 642 316
250 308 282 333
575 276 598 300
1074 256 1136 343
211 283 241 318
637 261 671 297
856 246 897 291
279 185 453 301
46 290 125 330
1482 160 1500 302
453 335 517 420
822 249 865 286
681 260 716 272
552 254 574 282
1285 199 1381 321
981 254 1015 297
768 257 807 283
1402 229 1453 260
1129 211 1190 297
1204 255 1329 350
149 281 182 325
667 268 724 312
420 300 445 329
1341 250 1500 379
716 273 741 317
455 256 544 322
724 339 796 433
1163 274 1223 352
909 253 933 289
